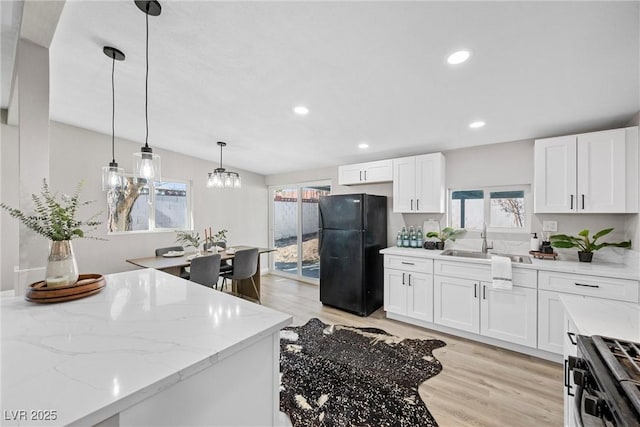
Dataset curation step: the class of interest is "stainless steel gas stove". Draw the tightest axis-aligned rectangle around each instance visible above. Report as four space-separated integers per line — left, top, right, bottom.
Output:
569 335 640 427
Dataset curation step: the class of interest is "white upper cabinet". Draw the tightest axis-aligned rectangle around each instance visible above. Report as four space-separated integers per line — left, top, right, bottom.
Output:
393 153 445 213
338 160 393 185
534 126 638 213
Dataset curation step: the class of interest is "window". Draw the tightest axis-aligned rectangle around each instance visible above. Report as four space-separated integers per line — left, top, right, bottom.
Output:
107 176 192 233
449 186 529 231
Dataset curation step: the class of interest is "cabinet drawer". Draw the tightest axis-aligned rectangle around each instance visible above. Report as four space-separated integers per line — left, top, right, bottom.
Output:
538 270 638 303
434 260 536 288
385 255 433 274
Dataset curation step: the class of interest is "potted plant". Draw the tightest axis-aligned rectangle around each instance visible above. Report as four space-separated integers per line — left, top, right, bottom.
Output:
1 179 102 287
425 227 465 250
550 228 631 262
176 231 204 254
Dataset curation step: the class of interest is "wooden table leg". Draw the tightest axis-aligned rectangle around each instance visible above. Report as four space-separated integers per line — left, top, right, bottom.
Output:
160 266 182 277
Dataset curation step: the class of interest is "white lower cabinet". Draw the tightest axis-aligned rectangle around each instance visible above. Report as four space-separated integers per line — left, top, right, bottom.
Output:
433 276 537 347
480 283 537 348
538 289 565 354
433 275 480 333
384 255 434 322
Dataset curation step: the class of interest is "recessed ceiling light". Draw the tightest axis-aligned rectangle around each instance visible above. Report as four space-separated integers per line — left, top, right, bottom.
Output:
358 143 369 149
293 105 309 115
469 121 485 129
447 50 471 65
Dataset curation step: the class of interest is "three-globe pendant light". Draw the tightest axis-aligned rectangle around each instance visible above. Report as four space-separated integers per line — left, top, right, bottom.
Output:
132 0 161 181
101 46 125 191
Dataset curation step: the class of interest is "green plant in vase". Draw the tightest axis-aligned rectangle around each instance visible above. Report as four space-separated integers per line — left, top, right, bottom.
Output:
426 227 465 250
0 179 102 287
550 228 631 262
175 231 204 254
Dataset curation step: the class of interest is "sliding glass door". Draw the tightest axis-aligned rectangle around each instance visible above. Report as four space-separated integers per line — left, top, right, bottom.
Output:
270 182 331 284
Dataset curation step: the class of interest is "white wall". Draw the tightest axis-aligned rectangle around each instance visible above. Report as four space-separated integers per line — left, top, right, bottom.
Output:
1 119 269 291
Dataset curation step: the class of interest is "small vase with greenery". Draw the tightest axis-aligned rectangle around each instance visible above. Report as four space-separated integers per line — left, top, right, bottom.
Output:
1 179 102 288
175 231 204 254
550 228 631 262
426 227 465 250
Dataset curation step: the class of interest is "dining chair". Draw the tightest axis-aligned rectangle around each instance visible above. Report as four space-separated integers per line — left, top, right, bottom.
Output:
203 241 233 287
221 248 260 304
155 246 190 279
189 254 221 289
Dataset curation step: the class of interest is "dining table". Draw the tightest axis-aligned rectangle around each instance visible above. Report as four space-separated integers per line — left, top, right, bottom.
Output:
126 246 274 302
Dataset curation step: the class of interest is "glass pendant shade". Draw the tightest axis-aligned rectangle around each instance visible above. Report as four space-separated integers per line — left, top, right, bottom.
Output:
102 162 125 191
134 147 160 180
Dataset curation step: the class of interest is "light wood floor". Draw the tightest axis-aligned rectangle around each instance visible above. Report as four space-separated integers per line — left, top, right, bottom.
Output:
259 274 564 427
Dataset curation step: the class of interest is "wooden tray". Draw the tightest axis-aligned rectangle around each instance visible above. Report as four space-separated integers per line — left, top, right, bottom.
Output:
25 274 106 303
529 250 558 260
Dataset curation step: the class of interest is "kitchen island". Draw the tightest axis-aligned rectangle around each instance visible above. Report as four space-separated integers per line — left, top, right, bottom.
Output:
1 269 292 426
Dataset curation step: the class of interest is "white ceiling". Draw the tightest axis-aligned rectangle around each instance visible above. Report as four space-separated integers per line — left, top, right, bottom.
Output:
4 1 640 175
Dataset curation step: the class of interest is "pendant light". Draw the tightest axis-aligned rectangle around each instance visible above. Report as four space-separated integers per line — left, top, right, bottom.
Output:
101 46 126 191
133 0 162 181
207 141 242 189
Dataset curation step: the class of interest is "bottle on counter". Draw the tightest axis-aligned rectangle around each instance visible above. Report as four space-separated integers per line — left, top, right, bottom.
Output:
409 226 416 248
402 227 409 247
530 232 540 252
416 226 423 248
396 230 403 247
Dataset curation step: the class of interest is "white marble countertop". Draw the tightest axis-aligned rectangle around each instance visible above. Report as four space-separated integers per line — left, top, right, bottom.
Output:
1 269 292 426
380 246 640 281
559 294 640 342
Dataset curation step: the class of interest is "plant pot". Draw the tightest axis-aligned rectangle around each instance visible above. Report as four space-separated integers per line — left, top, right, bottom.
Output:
577 251 594 263
45 240 79 287
436 241 445 250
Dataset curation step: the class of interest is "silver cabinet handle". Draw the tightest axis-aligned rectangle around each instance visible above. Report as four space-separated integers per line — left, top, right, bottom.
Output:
401 261 415 265
410 199 413 210
570 195 574 210
402 273 405 285
408 274 412 286
416 199 419 210
483 285 486 300
364 170 367 181
474 283 477 298
581 194 585 210
575 282 599 288
359 171 362 181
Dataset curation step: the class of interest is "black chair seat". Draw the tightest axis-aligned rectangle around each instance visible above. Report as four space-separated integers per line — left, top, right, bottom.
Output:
220 264 233 272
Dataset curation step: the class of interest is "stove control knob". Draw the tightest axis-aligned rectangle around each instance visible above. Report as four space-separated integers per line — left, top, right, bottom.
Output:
584 394 601 417
573 368 589 387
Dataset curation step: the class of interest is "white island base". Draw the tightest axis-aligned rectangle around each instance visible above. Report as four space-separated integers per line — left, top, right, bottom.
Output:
1 269 292 427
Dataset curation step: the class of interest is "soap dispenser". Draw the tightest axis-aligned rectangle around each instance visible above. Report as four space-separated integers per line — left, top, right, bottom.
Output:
530 233 540 252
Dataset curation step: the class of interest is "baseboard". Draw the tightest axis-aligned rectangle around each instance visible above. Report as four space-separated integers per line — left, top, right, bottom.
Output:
386 312 562 363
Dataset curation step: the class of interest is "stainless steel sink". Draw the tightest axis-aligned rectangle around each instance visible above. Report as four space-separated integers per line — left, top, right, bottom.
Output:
440 250 532 264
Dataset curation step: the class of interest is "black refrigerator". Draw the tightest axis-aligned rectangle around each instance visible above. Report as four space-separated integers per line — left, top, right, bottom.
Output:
318 194 387 316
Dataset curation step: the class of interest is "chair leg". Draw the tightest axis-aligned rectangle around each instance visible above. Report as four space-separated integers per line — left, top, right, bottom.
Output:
250 277 261 305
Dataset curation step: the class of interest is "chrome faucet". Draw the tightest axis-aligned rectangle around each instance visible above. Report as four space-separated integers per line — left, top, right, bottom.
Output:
481 223 493 253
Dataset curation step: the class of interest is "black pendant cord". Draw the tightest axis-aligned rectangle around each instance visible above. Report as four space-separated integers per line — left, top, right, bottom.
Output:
219 143 223 169
144 11 149 149
111 56 116 163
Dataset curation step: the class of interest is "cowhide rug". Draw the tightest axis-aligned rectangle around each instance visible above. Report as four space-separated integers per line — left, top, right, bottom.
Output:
279 318 446 427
